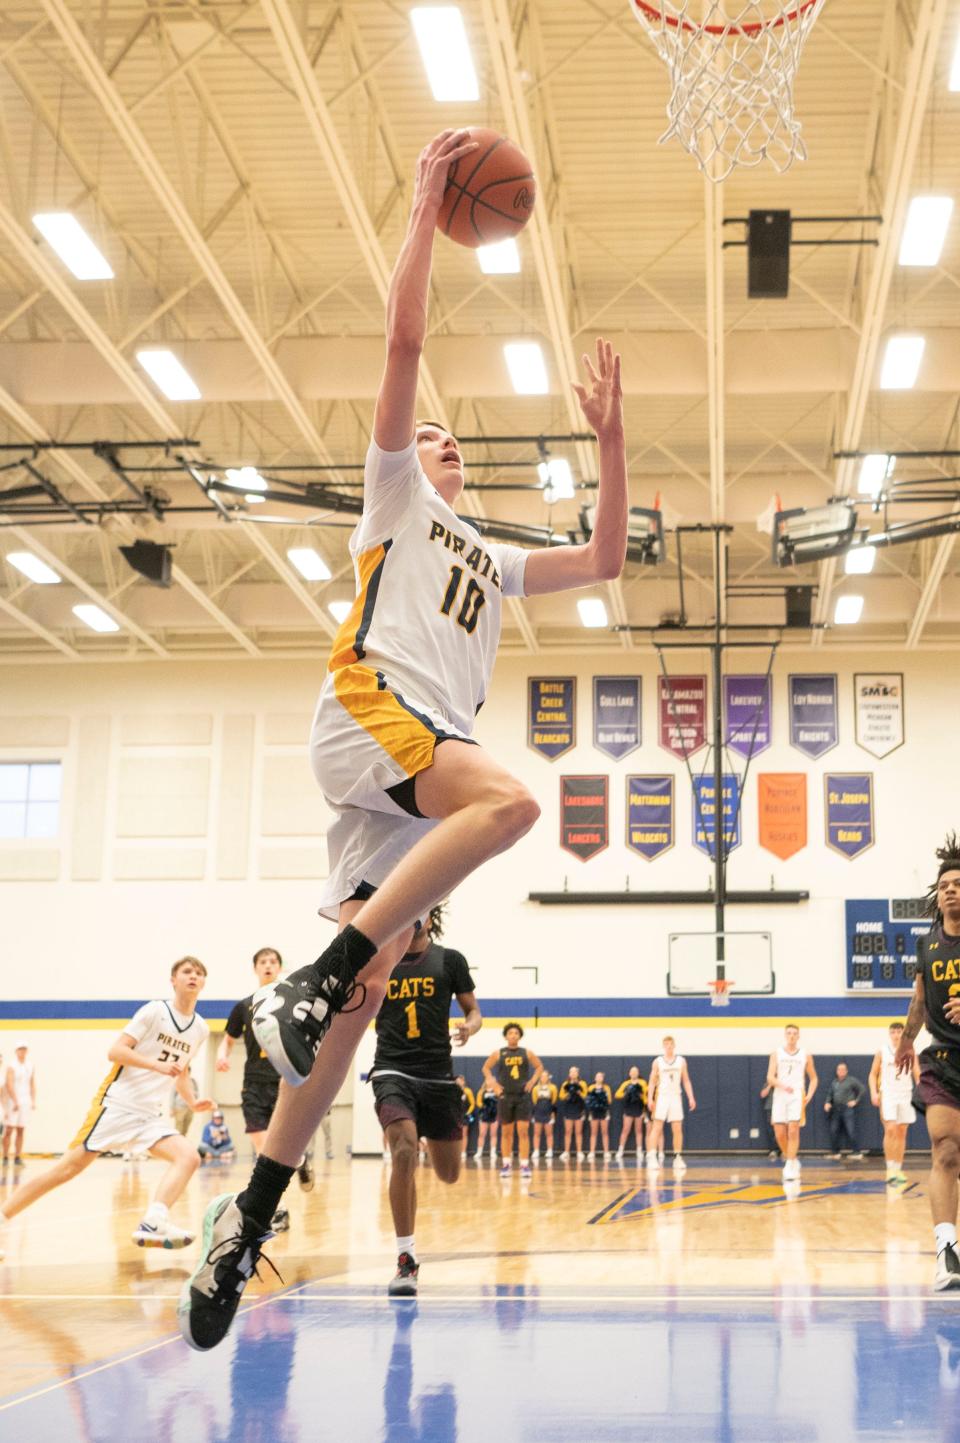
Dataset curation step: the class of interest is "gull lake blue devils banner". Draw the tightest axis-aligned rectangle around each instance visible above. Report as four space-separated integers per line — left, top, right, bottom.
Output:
626 775 674 860
825 773 875 859
528 677 575 760
593 676 641 760
789 674 839 758
692 774 742 858
723 675 771 759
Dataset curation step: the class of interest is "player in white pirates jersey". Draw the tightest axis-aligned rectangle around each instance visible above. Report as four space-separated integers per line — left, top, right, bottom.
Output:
870 1021 920 1185
647 1037 696 1174
180 128 629 1353
763 1024 818 1182
0 958 212 1259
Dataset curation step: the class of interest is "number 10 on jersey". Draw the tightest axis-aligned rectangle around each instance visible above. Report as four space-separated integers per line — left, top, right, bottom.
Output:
440 566 485 634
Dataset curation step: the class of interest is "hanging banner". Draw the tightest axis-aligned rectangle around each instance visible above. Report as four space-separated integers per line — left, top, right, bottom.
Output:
723 674 772 759
593 676 641 760
789 674 839 759
528 677 575 760
854 673 904 759
626 774 674 860
758 773 807 860
658 675 707 758
825 773 875 859
691 773 741 858
560 775 609 861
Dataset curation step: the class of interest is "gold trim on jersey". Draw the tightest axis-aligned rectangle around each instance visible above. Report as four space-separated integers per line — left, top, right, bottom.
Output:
333 663 437 777
328 543 388 671
69 1063 120 1150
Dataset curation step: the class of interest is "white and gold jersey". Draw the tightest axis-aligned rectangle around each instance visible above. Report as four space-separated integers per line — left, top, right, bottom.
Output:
656 1054 684 1102
91 1000 208 1119
776 1045 806 1094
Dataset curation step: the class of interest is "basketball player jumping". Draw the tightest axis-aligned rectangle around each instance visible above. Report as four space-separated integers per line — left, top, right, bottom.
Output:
179 128 628 1351
894 835 960 1290
763 1024 818 1183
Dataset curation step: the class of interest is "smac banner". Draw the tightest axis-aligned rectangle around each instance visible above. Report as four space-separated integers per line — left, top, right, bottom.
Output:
789 674 838 758
723 675 772 759
593 676 641 760
626 774 674 860
855 673 904 759
560 775 609 861
692 773 741 858
825 772 875 859
528 677 575 760
658 675 706 758
758 773 807 860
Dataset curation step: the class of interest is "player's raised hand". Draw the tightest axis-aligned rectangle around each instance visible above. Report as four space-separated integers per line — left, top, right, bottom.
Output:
414 130 480 213
572 338 623 440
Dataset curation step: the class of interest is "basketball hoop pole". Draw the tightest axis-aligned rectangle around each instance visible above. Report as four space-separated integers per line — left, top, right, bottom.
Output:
711 525 727 989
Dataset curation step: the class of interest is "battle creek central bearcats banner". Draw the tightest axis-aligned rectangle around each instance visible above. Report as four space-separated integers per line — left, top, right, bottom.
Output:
854 673 904 759
824 773 875 859
560 775 609 861
626 775 675 860
528 677 575 760
758 773 807 860
723 675 772 759
691 774 741 858
593 676 641 760
658 675 706 758
789 674 839 758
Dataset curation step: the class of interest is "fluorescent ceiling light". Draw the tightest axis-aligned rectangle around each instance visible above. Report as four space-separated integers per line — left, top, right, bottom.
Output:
857 453 894 497
577 596 608 629
72 602 120 633
136 349 201 401
950 31 960 91
32 212 113 280
833 594 864 625
504 341 548 395
226 467 266 490
477 239 520 275
328 600 353 624
880 335 925 390
538 457 575 503
844 546 876 575
6 551 61 584
410 7 479 102
899 196 954 266
287 546 331 581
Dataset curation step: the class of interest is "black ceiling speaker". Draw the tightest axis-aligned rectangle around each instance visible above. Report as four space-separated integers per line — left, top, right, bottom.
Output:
748 209 791 299
119 540 173 587
785 585 814 628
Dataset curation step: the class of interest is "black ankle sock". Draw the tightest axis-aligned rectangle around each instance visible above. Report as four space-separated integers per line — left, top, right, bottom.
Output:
237 1155 296 1233
317 923 377 980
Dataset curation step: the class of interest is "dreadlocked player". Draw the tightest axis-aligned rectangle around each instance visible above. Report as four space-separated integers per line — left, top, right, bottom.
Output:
896 834 960 1291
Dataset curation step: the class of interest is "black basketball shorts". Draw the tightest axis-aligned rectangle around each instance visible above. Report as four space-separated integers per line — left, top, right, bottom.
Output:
372 1073 465 1142
498 1092 533 1125
241 1079 280 1134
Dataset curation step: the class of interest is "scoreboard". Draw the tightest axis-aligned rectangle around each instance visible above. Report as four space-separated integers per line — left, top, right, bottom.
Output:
845 898 929 993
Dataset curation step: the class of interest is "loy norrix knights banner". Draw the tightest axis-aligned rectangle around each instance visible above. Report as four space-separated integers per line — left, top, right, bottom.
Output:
758 773 807 860
723 674 772 759
692 774 741 858
528 677 575 760
824 773 875 859
593 676 641 760
626 774 674 860
658 675 707 758
789 674 838 758
854 673 904 759
560 775 609 861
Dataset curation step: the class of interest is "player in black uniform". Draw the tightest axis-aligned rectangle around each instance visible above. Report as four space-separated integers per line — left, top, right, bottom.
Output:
482 1023 542 1180
896 835 960 1291
370 907 481 1297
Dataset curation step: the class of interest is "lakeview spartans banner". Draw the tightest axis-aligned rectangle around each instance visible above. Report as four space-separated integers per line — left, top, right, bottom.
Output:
824 773 875 859
626 774 674 860
758 773 807 860
593 676 641 760
560 775 609 861
723 674 772 759
789 674 839 758
854 673 904 759
692 774 742 858
528 677 575 760
658 675 707 758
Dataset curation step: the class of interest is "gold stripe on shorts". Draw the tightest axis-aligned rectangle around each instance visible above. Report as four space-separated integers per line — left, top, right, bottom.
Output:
69 1063 120 1149
333 663 437 778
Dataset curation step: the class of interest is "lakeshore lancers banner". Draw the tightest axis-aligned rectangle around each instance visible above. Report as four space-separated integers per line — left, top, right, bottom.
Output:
692 773 742 858
825 773 875 859
593 676 641 760
528 677 575 760
758 773 807 860
789 674 839 758
560 775 609 861
658 675 707 758
626 774 675 859
723 674 772 759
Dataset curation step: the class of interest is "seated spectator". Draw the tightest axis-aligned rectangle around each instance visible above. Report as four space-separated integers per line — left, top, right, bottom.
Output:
198 1109 235 1163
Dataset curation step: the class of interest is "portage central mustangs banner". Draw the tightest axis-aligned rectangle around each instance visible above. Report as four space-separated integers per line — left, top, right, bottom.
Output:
825 772 875 859
560 775 609 861
626 774 675 860
528 677 575 760
692 774 741 858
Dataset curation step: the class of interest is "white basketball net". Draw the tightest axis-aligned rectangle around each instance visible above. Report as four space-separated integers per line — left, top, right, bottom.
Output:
630 1 827 181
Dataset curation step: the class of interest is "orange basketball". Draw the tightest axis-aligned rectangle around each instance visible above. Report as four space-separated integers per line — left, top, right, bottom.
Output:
436 128 536 249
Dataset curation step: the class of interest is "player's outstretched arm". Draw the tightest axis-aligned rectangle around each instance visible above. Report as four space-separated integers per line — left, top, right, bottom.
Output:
373 130 478 454
524 338 627 596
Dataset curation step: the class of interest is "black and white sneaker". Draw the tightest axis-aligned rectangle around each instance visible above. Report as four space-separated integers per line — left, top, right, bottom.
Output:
177 1193 278 1352
297 1153 315 1192
388 1251 419 1298
251 952 366 1087
271 1207 290 1233
935 1243 960 1292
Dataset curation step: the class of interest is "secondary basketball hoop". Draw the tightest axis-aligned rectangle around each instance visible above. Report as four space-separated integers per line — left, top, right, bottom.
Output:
629 1 826 181
707 978 735 1007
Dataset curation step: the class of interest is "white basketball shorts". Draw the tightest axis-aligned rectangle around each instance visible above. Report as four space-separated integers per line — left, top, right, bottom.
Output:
653 1094 684 1124
881 1097 916 1126
771 1091 803 1126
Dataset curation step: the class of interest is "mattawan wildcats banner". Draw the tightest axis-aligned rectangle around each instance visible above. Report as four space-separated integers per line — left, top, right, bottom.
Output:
789 674 838 758
528 677 575 760
626 775 674 860
825 773 875 859
593 676 641 760
560 775 609 861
